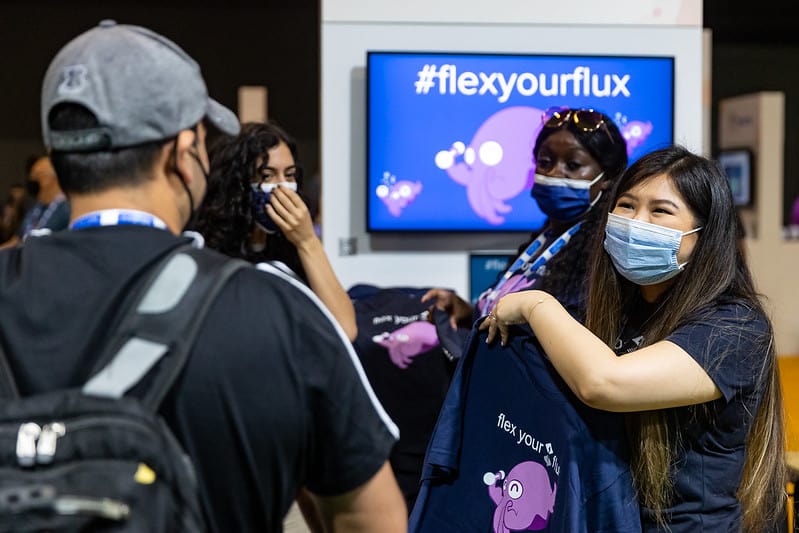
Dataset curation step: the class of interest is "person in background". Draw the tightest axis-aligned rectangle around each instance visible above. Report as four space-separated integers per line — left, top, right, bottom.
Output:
194 122 357 342
0 181 29 242
484 145 785 532
0 154 69 248
0 20 405 532
193 122 358 532
423 107 628 358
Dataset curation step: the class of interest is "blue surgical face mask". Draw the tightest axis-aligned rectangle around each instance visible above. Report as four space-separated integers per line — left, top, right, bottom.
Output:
251 182 298 234
603 213 702 286
531 172 604 222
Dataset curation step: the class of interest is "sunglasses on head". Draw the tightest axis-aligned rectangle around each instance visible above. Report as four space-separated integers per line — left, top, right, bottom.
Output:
542 107 606 132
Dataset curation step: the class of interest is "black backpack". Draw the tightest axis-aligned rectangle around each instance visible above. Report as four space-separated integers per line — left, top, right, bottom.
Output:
0 244 248 532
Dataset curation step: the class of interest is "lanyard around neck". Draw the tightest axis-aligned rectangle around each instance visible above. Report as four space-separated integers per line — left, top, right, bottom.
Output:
478 221 582 315
23 194 66 234
70 209 169 231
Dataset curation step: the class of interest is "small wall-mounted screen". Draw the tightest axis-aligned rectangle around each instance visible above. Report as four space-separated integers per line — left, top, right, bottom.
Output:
718 149 753 206
367 51 675 232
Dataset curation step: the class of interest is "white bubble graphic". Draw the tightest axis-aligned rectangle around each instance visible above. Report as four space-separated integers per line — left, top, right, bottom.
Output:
435 150 455 170
479 140 503 166
464 147 476 166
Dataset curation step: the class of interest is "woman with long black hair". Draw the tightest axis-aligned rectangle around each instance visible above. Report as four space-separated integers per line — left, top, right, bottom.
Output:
484 146 785 531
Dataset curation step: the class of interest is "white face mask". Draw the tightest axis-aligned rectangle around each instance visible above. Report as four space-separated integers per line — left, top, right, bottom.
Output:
250 182 298 234
532 171 604 190
603 213 702 285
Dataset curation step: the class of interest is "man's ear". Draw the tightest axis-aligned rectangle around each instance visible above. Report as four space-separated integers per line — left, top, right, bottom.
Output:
174 129 199 183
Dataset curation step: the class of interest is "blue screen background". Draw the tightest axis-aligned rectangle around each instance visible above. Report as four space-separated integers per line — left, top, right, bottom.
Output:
367 52 674 232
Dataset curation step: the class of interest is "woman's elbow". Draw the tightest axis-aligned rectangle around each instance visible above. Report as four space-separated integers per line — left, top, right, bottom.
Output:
572 375 620 411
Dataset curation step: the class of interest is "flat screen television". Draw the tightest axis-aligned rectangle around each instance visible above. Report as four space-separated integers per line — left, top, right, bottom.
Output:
366 51 675 233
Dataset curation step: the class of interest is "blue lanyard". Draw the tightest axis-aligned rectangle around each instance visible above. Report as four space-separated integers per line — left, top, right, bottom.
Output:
478 221 582 315
70 209 168 230
22 195 66 234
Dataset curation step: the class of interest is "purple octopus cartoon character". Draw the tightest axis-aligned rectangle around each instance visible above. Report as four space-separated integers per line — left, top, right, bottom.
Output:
620 119 653 156
375 175 423 217
483 461 557 532
372 321 439 369
435 106 543 225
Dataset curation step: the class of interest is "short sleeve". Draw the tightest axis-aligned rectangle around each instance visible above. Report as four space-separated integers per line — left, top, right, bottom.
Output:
305 334 400 495
666 303 770 402
257 264 399 496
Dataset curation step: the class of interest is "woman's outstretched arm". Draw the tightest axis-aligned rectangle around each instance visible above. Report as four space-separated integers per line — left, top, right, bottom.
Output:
481 290 720 412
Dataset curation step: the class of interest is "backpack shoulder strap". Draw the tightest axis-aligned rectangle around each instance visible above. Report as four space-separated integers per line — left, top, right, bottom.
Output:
82 245 249 411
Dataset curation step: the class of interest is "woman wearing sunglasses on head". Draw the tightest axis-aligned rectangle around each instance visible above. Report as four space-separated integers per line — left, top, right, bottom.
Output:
423 108 628 358
482 146 785 532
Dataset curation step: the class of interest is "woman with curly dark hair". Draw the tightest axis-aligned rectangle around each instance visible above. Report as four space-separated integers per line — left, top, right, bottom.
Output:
423 107 628 358
194 122 357 341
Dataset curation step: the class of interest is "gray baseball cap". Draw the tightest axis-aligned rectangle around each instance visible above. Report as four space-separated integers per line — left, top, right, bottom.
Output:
41 20 240 151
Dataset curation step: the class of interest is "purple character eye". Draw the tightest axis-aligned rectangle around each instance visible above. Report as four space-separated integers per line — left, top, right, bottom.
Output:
507 480 523 500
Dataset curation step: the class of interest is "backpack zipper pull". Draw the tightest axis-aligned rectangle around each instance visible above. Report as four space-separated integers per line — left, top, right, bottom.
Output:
36 422 66 464
16 422 41 467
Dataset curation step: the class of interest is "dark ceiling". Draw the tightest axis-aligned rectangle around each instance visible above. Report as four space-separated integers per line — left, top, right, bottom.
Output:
4 0 789 44
704 0 799 45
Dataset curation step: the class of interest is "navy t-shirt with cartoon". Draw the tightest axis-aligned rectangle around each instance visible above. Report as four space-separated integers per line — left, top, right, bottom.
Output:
409 326 641 532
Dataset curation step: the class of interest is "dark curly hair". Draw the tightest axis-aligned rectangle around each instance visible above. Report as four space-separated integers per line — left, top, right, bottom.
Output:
192 122 308 282
523 109 628 317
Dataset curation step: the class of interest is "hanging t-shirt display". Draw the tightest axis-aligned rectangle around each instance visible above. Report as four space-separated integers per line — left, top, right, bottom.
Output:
409 325 641 532
349 284 456 511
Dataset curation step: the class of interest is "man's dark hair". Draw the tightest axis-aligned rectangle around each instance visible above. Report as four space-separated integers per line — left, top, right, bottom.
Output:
48 103 167 194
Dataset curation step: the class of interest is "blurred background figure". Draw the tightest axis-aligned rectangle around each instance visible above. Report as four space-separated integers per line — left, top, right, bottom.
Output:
0 181 29 243
1 154 69 248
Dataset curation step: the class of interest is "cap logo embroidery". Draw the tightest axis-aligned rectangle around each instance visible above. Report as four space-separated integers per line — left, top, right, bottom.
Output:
58 65 88 95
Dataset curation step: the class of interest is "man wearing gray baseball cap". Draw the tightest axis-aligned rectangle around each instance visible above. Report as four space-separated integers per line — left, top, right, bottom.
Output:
0 20 406 532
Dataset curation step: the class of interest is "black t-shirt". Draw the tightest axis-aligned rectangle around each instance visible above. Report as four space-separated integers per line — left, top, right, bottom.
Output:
0 225 398 532
616 299 771 532
348 285 456 511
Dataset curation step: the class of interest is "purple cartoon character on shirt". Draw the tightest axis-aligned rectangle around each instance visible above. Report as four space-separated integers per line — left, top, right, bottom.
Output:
435 106 543 225
483 461 557 532
372 321 439 369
